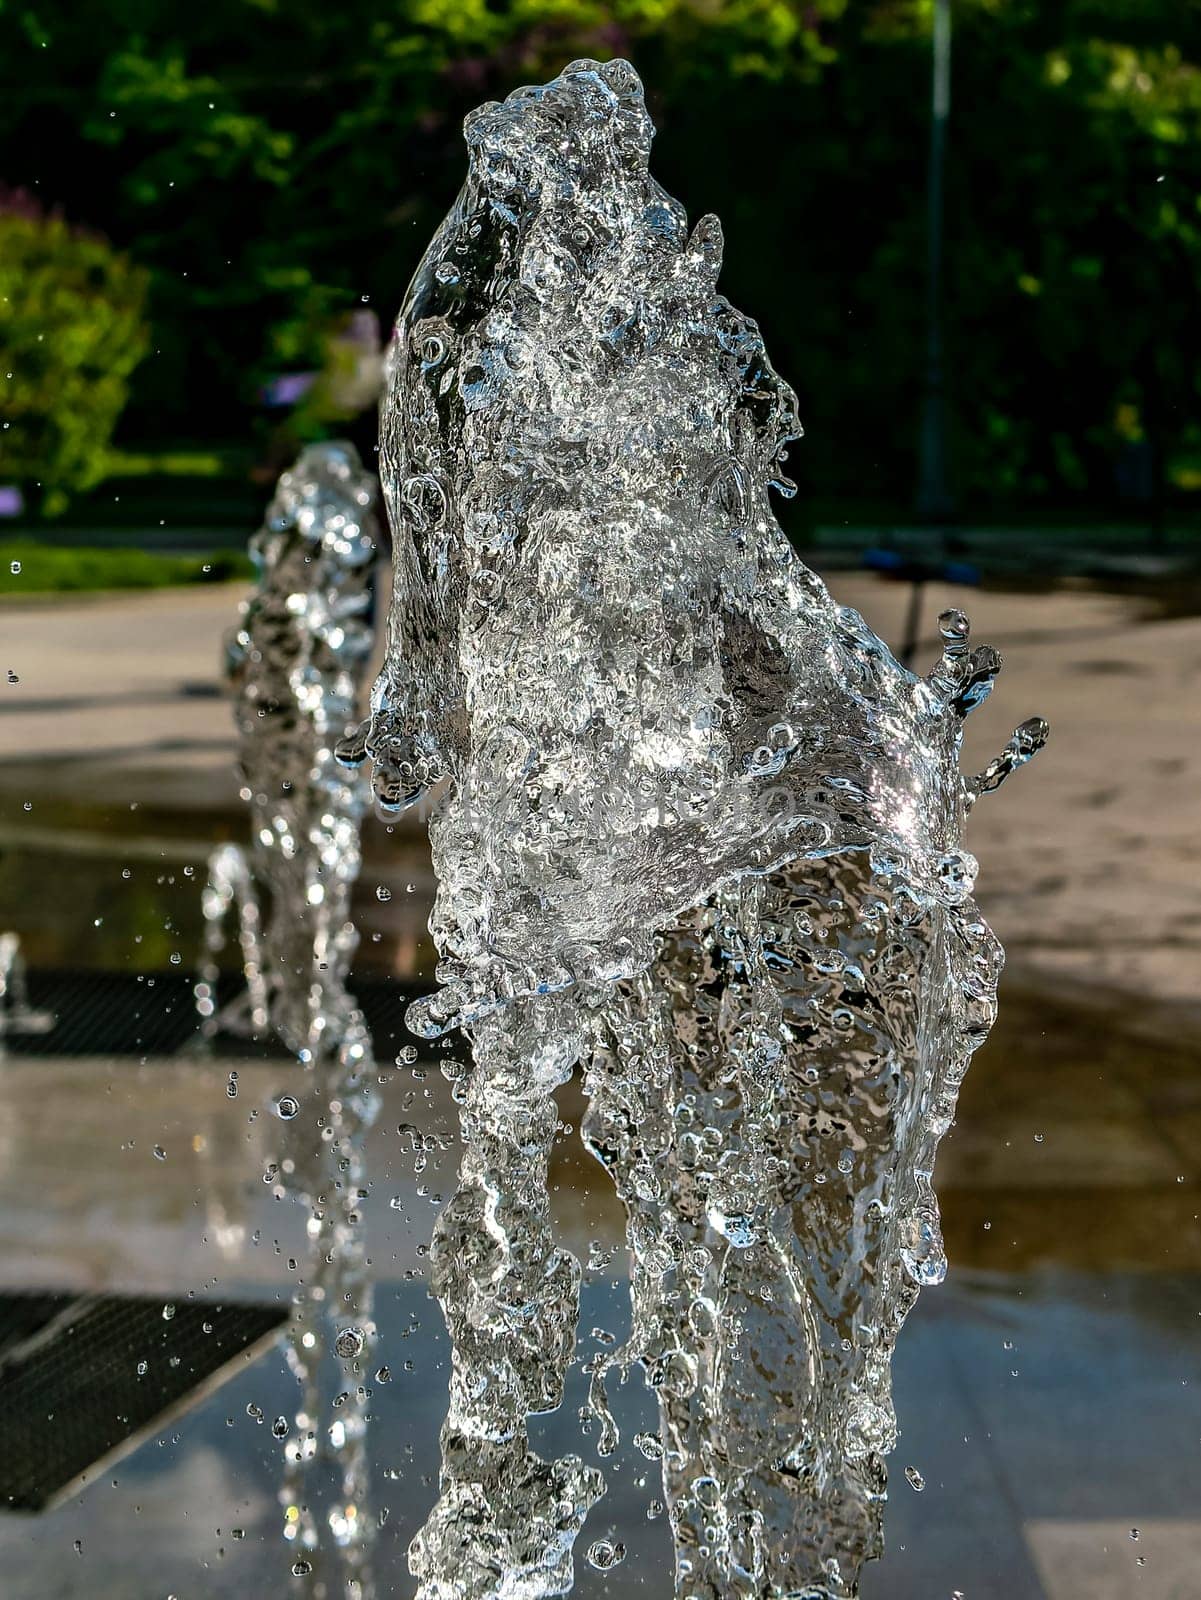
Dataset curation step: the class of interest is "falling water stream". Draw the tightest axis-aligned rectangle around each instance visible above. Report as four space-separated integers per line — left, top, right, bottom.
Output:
332 57 1047 1600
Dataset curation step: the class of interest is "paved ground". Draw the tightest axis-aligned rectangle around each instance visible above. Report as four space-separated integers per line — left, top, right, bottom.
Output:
1 573 1199 1599
2 572 1198 1005
0 1048 1196 1600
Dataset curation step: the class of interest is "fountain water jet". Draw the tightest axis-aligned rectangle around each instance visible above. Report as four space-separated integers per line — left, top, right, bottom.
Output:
197 440 380 1059
341 59 1046 1598
196 441 383 1598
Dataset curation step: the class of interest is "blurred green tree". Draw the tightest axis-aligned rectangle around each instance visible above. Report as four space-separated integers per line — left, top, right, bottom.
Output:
0 192 150 514
0 0 1197 515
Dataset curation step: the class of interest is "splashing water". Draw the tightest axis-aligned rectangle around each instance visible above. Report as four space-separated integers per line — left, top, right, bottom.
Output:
341 59 1046 1598
196 440 380 1058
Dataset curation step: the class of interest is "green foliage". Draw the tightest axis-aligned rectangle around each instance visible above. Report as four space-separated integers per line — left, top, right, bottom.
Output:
0 0 1197 512
0 202 150 514
103 448 229 477
0 537 251 593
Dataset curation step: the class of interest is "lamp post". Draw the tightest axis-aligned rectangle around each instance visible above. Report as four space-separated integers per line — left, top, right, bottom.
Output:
917 0 954 525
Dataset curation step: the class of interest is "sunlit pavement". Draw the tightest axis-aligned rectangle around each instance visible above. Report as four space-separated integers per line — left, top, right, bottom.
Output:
3 573 1198 1004
1 573 1199 1597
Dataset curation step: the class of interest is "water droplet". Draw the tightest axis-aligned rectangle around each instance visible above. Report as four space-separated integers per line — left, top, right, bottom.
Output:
10 560 21 574
153 1145 166 1161
161 1303 176 1321
275 1094 301 1120
375 884 392 902
272 1415 290 1439
586 1538 626 1570
904 1464 925 1492
335 1326 366 1359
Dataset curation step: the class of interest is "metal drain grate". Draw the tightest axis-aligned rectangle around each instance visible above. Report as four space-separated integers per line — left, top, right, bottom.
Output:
0 1290 288 1513
13 969 423 1060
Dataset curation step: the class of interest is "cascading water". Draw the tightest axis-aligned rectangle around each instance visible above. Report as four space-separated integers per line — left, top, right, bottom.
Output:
340 58 1046 1598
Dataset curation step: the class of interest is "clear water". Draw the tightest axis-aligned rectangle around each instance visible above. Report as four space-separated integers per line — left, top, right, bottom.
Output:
325 58 1048 1599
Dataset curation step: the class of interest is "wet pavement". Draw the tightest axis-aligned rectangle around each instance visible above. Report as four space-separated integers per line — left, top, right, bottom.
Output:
1 575 1199 1598
0 1035 1197 1598
3 574 1199 1003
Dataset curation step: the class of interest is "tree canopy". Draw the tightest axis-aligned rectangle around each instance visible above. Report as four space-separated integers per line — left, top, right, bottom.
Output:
0 192 150 512
1 0 1198 514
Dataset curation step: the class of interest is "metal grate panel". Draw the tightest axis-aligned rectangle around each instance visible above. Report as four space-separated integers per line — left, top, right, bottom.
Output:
13 969 424 1060
0 1290 288 1513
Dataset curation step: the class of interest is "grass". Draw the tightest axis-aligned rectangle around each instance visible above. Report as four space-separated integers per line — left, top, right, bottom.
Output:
101 448 232 478
0 538 252 595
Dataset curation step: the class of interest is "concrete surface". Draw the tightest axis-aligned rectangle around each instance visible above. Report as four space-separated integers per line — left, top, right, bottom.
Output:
3 573 1198 1005
1 574 1199 1599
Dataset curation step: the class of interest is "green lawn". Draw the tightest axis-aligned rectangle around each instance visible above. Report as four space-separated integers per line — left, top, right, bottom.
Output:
0 538 252 595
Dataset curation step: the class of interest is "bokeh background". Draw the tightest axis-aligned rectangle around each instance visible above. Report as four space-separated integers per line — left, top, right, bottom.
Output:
2 0 1201 534
1 5 1200 1600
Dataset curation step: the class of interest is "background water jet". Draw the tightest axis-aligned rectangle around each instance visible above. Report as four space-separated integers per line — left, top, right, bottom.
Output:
194 440 384 1598
197 440 380 1059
